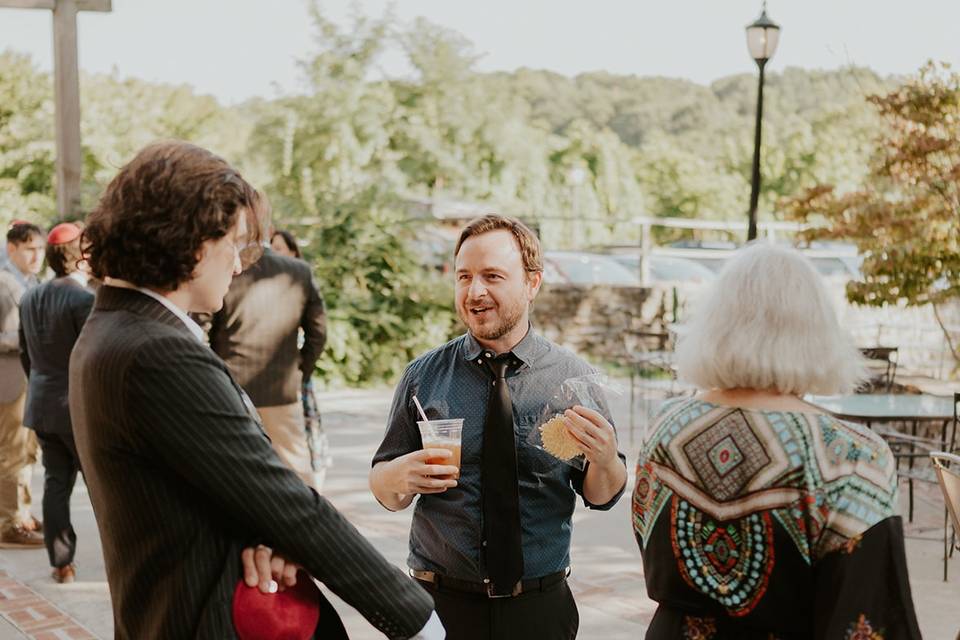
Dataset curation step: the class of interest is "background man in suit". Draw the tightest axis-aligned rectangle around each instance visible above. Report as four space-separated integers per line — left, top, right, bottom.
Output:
19 222 94 582
0 222 45 548
208 206 327 490
69 141 443 639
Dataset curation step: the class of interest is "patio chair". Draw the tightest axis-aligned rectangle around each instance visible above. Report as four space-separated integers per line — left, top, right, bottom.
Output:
876 392 958 525
622 329 694 444
859 346 898 392
930 451 960 582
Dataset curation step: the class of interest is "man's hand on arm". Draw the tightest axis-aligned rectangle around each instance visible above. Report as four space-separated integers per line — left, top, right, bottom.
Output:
240 545 301 593
131 340 437 637
241 547 446 638
563 405 627 505
369 449 458 512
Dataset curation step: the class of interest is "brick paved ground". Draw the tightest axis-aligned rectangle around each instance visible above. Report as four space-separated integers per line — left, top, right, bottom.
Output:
0 387 957 638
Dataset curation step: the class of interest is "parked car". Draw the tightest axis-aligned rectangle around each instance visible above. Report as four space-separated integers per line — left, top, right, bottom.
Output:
542 251 640 286
662 240 862 280
611 254 716 285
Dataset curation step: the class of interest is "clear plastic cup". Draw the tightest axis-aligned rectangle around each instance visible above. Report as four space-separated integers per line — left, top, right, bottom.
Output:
417 418 463 476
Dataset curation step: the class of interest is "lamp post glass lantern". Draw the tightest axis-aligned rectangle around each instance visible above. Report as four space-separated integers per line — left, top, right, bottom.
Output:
745 2 780 241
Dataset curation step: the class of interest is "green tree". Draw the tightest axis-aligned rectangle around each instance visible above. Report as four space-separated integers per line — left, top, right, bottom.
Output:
247 6 457 385
0 52 56 224
781 62 960 358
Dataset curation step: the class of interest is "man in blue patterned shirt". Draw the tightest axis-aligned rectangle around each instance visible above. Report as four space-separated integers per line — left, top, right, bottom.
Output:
370 214 627 640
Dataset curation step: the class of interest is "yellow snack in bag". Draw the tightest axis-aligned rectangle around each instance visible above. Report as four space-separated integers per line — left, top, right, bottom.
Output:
539 414 582 461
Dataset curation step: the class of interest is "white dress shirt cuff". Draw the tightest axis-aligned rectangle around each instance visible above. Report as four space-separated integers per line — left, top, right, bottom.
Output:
410 610 445 639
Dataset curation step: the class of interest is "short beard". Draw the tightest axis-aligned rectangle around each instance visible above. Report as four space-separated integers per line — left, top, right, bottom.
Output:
460 301 526 342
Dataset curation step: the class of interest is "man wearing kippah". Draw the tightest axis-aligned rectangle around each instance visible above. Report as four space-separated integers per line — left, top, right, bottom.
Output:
19 223 94 581
0 221 45 548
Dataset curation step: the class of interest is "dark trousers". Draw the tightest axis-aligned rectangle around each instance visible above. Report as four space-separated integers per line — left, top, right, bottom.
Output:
34 431 80 568
418 578 579 640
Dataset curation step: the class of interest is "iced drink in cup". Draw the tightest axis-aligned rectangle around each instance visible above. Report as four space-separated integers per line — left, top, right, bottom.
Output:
417 418 463 478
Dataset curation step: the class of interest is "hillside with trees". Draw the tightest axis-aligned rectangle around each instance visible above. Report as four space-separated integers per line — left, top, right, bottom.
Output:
0 8 902 383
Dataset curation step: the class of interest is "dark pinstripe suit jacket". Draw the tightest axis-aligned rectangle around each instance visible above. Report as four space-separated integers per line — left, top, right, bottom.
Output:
69 286 434 639
208 249 326 407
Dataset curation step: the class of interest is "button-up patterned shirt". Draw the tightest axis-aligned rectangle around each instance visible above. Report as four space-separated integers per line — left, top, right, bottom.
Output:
373 329 627 581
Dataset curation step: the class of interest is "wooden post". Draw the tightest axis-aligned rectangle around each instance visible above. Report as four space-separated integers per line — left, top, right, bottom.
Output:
640 219 652 287
0 0 111 219
53 0 81 218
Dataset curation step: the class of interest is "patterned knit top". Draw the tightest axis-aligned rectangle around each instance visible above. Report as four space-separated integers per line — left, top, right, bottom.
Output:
632 397 922 640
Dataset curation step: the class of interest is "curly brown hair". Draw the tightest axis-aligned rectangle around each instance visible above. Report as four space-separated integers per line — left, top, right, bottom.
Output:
46 240 83 278
83 141 260 291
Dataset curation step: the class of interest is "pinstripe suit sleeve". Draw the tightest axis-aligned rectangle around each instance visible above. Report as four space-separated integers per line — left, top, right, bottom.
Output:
125 333 435 640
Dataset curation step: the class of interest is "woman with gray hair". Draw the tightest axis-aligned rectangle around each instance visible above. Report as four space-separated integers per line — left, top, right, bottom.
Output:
632 243 921 639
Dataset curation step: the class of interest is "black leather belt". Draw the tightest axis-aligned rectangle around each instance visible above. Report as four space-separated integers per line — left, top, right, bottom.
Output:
410 568 570 598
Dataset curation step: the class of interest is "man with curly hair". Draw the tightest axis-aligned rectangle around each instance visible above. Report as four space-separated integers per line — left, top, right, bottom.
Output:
69 141 442 639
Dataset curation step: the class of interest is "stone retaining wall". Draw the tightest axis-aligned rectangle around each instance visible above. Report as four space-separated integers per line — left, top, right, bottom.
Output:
533 282 960 380
531 283 696 363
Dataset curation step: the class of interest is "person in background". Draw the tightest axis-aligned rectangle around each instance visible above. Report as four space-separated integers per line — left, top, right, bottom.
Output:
0 219 31 273
633 243 921 639
208 201 328 490
370 214 627 640
18 222 94 582
271 229 302 259
266 226 330 487
0 222 45 547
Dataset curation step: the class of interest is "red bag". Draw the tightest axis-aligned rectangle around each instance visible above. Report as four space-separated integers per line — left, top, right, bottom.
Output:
232 571 321 640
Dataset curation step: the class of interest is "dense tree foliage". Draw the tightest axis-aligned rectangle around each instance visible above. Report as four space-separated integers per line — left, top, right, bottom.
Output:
782 62 960 358
0 8 902 382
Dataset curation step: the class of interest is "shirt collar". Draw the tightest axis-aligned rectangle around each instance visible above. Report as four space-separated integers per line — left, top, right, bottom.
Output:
67 271 88 287
106 279 205 343
1 261 37 289
462 324 545 368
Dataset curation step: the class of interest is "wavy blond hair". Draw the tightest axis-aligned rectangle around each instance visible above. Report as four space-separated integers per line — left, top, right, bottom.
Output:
674 243 866 395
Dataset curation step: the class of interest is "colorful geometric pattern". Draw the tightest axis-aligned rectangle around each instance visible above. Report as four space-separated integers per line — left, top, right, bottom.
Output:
671 497 774 617
681 410 772 501
707 435 744 476
635 397 898 616
845 613 885 639
633 461 673 544
682 615 718 640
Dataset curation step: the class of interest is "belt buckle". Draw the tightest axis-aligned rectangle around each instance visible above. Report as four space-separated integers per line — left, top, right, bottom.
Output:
486 580 522 598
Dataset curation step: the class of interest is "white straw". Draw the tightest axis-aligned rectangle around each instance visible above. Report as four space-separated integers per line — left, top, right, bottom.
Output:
412 395 430 423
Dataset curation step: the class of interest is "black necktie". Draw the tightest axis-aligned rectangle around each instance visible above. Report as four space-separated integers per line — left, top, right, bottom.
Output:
480 353 524 596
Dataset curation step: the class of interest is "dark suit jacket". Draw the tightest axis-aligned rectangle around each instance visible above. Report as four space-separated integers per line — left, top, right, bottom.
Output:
19 275 94 434
208 249 326 407
69 286 433 639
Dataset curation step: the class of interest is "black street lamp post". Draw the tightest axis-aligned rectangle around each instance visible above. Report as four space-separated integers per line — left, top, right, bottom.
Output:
745 2 780 241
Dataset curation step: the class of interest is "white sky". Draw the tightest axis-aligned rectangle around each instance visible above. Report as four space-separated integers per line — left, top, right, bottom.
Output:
0 0 955 104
